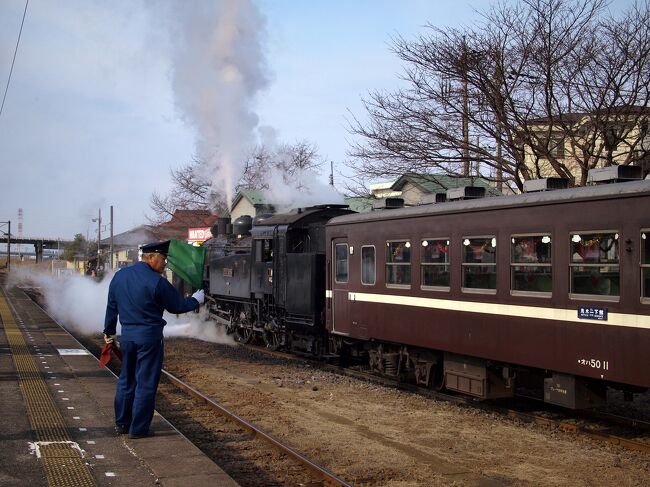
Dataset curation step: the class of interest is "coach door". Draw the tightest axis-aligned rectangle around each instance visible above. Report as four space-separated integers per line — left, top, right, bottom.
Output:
332 239 352 335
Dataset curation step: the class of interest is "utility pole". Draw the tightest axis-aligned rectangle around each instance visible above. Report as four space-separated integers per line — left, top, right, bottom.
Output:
110 205 114 270
329 161 334 186
0 221 11 271
92 209 101 270
0 221 11 270
98 208 101 269
6 221 10 271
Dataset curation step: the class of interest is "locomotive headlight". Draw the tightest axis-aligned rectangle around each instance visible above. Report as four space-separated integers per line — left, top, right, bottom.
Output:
542 235 551 244
572 234 582 243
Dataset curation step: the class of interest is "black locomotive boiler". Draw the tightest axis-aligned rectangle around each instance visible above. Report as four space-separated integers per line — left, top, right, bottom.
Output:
203 175 650 409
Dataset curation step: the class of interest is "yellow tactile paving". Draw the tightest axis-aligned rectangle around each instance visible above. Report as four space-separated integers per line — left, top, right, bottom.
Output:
0 292 96 487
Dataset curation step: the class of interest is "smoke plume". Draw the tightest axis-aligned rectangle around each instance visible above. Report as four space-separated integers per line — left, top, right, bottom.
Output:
155 0 271 207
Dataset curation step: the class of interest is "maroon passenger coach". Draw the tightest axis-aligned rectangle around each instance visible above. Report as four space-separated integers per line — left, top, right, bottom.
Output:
325 179 650 408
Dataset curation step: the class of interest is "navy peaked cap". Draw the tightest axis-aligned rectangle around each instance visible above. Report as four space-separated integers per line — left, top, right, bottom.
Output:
140 240 170 255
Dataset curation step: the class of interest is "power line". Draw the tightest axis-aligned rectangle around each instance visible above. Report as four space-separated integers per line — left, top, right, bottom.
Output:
0 0 29 121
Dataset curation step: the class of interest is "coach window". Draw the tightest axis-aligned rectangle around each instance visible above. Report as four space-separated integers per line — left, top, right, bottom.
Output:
642 231 650 302
511 235 552 296
361 246 376 285
462 236 497 293
421 239 450 290
570 232 619 299
335 243 348 283
386 240 411 287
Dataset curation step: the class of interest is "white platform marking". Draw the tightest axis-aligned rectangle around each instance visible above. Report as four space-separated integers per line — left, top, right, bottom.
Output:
56 348 90 356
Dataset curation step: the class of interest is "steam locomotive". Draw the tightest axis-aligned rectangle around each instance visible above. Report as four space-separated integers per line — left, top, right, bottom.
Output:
202 169 650 409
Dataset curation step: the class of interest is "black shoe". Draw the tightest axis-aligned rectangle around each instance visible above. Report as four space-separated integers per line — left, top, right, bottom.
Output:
128 431 155 439
115 424 128 435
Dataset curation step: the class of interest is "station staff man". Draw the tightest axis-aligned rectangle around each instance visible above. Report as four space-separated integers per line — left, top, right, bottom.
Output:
103 240 205 439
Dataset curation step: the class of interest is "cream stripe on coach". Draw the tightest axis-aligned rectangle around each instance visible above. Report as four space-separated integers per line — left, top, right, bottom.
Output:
325 290 650 330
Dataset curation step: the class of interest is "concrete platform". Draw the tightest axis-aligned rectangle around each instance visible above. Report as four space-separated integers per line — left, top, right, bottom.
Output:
0 282 239 487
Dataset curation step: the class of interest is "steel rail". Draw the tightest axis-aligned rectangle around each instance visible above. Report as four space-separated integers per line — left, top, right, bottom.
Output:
579 409 650 433
161 369 353 487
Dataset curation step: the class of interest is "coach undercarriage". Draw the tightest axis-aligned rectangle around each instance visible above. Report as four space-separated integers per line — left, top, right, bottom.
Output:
332 337 648 408
347 340 515 399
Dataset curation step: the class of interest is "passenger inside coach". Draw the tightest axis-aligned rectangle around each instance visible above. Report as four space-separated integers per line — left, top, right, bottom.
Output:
511 235 552 293
570 233 619 296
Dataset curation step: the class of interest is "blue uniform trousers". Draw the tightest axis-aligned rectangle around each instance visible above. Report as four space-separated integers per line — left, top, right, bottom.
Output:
114 338 164 435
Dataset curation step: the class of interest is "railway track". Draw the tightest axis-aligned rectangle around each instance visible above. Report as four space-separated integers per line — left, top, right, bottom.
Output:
242 342 650 456
20 288 352 487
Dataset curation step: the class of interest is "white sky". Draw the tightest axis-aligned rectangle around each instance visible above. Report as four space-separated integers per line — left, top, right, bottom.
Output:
0 0 634 239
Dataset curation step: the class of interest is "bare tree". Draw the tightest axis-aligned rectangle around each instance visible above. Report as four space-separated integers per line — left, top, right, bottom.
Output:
238 140 322 191
148 156 226 225
148 140 322 223
347 0 650 192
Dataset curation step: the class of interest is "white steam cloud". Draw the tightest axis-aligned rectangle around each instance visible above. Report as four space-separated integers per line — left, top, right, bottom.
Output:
155 0 271 206
5 268 233 345
262 166 345 211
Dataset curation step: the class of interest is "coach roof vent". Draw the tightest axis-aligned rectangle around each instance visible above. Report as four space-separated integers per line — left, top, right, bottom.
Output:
523 177 569 193
446 186 486 201
372 197 404 210
587 165 643 185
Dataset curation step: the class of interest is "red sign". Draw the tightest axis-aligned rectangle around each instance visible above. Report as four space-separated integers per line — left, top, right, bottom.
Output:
188 227 211 242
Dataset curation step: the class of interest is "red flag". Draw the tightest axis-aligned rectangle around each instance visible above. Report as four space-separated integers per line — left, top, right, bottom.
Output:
99 342 122 367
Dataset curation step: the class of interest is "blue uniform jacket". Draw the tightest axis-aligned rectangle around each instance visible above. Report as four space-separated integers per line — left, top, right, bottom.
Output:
103 261 199 341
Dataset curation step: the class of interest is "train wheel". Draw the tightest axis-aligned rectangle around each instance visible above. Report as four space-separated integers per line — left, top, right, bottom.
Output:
263 330 281 351
234 326 254 344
